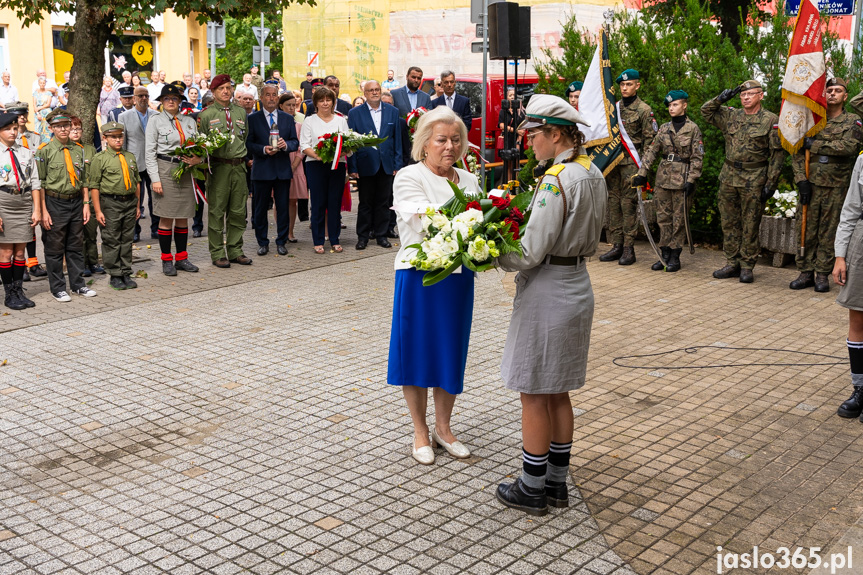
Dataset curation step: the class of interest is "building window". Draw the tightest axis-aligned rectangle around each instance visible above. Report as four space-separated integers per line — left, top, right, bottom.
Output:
0 27 9 75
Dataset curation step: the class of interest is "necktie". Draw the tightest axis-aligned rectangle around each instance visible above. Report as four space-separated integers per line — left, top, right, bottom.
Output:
7 148 20 191
448 96 453 109
173 116 185 145
63 147 78 187
223 107 232 130
268 113 275 128
116 152 132 190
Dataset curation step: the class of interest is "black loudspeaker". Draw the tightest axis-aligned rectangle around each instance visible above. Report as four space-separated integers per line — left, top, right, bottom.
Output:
489 2 520 61
518 6 531 60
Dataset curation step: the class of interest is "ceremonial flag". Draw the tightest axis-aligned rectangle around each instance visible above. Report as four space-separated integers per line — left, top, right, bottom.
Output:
778 0 827 153
580 30 624 176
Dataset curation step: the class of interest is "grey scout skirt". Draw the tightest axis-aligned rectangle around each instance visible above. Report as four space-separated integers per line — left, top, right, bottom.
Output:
837 219 863 312
153 159 196 219
0 189 34 244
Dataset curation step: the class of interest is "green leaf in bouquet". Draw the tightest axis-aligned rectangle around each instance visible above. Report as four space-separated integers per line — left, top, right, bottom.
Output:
479 199 494 209
404 242 423 250
422 256 462 287
447 180 470 205
511 190 534 211
461 253 478 272
483 206 501 224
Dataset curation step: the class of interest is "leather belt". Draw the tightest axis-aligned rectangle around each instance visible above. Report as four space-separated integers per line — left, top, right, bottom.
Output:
45 190 79 200
156 154 181 163
725 159 769 169
100 193 135 200
0 187 30 196
546 255 584 266
212 157 245 166
664 153 690 164
816 155 855 165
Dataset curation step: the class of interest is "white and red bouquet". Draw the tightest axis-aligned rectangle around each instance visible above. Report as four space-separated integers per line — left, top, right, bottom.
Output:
406 107 428 141
316 130 388 169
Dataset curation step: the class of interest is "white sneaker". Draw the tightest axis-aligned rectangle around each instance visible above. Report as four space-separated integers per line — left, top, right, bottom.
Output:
73 286 97 298
52 291 71 303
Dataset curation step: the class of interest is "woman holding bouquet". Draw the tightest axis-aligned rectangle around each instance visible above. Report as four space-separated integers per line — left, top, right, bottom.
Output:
300 87 349 254
388 107 481 465
144 84 202 276
495 95 607 516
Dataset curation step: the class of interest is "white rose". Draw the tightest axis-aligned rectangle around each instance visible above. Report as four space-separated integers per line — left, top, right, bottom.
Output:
420 215 432 233
440 236 459 255
452 221 470 241
431 213 450 230
467 238 490 261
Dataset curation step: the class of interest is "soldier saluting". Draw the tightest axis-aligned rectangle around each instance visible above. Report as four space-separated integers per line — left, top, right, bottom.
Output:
702 80 785 283
633 90 703 272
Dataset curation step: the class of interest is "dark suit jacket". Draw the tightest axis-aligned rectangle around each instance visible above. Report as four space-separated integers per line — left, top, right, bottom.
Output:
302 98 352 117
391 86 432 118
431 93 472 129
247 109 300 181
347 103 403 177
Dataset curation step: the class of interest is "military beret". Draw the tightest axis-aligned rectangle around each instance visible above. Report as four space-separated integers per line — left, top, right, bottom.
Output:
210 74 232 91
6 101 29 115
46 109 72 124
827 77 847 89
100 121 124 134
615 69 639 84
0 112 17 130
156 84 186 102
664 90 689 105
518 94 591 131
739 80 762 92
565 81 583 96
118 86 135 97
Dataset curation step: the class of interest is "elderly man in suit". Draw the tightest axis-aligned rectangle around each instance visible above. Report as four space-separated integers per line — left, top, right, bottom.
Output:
119 86 159 242
431 70 472 130
391 67 432 118
348 80 403 250
247 83 300 255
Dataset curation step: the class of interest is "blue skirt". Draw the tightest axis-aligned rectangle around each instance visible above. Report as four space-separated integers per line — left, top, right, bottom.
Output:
387 268 474 394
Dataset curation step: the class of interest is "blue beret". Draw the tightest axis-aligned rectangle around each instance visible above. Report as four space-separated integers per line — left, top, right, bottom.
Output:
615 69 639 84
565 81 583 96
664 90 689 105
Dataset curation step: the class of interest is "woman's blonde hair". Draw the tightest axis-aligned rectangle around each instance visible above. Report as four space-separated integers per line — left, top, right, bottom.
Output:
411 106 469 162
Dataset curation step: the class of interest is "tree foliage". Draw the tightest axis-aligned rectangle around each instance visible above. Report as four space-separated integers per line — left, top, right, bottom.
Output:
216 12 285 81
642 0 753 47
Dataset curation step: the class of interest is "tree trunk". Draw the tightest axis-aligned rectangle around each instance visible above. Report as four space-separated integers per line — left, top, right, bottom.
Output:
67 0 112 146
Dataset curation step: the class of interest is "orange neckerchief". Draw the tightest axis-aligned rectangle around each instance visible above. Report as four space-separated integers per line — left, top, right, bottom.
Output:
62 146 78 187
173 116 186 145
116 152 132 190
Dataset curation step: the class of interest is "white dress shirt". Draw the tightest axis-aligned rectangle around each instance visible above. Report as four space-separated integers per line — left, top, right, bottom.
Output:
367 102 382 134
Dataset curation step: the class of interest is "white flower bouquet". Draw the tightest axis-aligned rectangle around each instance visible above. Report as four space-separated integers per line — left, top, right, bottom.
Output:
764 190 798 218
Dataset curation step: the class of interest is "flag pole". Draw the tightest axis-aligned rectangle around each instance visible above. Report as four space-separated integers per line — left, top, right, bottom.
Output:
800 150 809 258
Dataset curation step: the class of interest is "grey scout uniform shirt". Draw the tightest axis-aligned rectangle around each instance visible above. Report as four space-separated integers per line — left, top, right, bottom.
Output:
500 148 608 271
0 143 40 193
144 111 198 184
835 155 863 258
637 117 704 189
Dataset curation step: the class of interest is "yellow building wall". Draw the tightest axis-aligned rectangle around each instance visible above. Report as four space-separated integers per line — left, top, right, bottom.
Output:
0 9 53 91
158 11 207 80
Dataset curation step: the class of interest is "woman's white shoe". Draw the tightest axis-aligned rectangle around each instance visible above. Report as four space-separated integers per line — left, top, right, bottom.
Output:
412 439 435 465
431 428 471 459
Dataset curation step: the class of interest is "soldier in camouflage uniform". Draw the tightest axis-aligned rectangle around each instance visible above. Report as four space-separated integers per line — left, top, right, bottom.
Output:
701 80 785 284
598 69 657 266
633 90 703 272
791 78 863 293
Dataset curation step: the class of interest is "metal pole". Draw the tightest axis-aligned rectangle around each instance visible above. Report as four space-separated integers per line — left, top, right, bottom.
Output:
209 23 216 76
480 0 488 190
260 12 266 70
855 0 863 64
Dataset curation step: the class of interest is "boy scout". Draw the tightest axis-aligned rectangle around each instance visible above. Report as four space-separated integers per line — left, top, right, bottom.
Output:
633 90 704 272
197 74 253 268
35 110 97 301
69 116 104 277
90 122 141 290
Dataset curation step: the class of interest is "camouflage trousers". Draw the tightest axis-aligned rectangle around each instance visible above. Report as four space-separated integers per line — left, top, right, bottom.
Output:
605 162 638 246
718 183 762 269
796 184 847 274
654 186 688 250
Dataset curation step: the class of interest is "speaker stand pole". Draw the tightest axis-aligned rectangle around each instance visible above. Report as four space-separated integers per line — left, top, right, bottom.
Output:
480 0 489 191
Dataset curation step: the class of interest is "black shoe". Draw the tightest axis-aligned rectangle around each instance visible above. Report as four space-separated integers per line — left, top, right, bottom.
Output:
599 244 623 262
815 272 830 293
81 267 92 278
277 244 288 256
174 259 199 273
839 386 863 418
133 233 140 242
162 260 177 276
713 264 740 279
123 276 138 289
22 267 30 282
790 271 814 290
28 264 46 278
739 268 754 283
89 265 106 275
496 477 548 516
12 281 34 308
377 238 393 248
666 248 682 273
356 239 368 250
386 229 399 238
151 232 159 240
545 481 569 508
3 284 26 311
192 229 202 238
257 245 269 256
109 276 127 290
652 247 670 271
230 255 253 265
618 246 636 266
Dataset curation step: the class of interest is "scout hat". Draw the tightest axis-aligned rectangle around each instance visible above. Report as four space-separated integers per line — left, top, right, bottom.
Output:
827 77 847 89
664 90 689 105
0 112 17 129
46 109 72 125
615 69 639 84
739 79 762 92
210 74 232 91
565 81 583 96
518 94 591 131
100 121 124 134
156 83 186 102
118 85 135 98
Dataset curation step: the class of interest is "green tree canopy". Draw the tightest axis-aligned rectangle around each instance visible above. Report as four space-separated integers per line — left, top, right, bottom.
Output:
216 13 285 83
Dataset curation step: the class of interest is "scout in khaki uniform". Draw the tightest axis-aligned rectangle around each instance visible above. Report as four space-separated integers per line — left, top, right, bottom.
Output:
198 74 253 267
35 110 97 302
702 80 785 283
633 90 704 272
91 122 141 290
69 116 104 277
790 77 863 293
0 112 41 309
496 95 608 516
598 69 657 266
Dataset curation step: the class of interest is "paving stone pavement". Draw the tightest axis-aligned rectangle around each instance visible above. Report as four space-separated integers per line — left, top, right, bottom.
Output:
1 210 862 574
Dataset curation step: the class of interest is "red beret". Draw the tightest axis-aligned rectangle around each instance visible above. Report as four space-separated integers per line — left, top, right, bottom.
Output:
210 74 232 91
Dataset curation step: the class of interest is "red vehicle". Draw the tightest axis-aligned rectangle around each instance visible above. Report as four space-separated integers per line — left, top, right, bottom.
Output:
421 74 539 162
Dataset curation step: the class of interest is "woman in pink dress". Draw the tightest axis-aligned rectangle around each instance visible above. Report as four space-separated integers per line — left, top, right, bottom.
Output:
280 93 307 242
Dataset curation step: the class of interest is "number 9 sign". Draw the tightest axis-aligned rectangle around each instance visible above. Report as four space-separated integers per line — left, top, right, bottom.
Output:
132 39 153 66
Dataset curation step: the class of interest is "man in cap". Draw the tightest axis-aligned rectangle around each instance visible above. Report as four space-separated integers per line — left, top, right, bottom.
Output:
198 74 253 267
120 86 159 242
790 77 863 292
633 90 704 272
68 116 102 277
8 102 46 280
107 85 135 123
300 72 315 101
565 81 583 110
702 80 785 283
34 109 97 301
598 69 657 265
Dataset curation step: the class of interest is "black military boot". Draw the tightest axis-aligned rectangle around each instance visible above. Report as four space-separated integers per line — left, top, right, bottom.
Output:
13 281 35 308
28 264 47 278
545 481 569 508
713 264 740 279
618 246 636 266
789 271 814 290
3 283 26 311
739 268 754 283
652 247 670 271
496 477 549 516
599 244 623 262
814 273 830 293
838 386 863 418
666 248 682 272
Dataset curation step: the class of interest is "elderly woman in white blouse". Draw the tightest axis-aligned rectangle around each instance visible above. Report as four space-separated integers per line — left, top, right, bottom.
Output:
388 107 482 466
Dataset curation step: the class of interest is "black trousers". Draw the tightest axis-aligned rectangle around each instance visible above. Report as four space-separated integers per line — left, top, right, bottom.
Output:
42 195 86 294
135 170 159 236
356 166 394 241
193 179 206 233
252 178 291 246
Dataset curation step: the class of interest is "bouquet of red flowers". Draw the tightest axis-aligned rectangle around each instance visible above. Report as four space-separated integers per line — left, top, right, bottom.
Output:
316 130 388 169
406 107 428 141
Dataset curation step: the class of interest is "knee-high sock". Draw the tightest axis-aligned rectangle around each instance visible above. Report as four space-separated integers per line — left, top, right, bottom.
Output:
12 259 25 282
158 228 173 261
849 339 863 387
174 227 188 261
26 238 38 266
547 441 572 484
0 262 11 285
521 448 548 490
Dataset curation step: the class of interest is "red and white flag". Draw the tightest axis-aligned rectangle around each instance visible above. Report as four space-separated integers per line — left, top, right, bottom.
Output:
778 0 827 153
